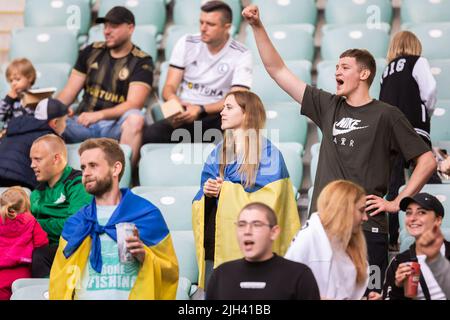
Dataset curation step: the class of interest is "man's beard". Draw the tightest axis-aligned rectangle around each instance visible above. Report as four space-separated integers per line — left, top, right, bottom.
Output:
84 175 113 197
106 37 127 50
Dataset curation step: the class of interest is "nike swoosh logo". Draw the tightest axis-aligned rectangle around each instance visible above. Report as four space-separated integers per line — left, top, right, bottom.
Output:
332 125 368 136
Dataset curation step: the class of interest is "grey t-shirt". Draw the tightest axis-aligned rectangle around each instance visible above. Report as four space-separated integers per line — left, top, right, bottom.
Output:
302 85 430 233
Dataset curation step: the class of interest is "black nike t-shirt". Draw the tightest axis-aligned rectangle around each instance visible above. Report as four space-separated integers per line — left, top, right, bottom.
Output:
206 255 320 300
302 85 430 233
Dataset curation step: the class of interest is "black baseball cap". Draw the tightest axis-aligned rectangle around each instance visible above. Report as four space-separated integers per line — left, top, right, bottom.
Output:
400 192 445 217
95 6 135 25
34 98 68 121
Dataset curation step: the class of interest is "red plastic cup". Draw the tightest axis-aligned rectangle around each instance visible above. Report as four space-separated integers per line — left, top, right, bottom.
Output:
404 262 421 298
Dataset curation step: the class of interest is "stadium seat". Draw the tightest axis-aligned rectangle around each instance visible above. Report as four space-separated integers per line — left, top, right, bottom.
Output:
34 63 72 94
265 103 308 146
252 60 312 103
317 59 386 98
429 59 450 100
246 24 315 62
252 0 317 26
131 186 198 230
24 0 91 36
66 143 132 188
11 278 49 293
88 24 158 60
171 230 199 285
276 142 303 194
401 0 450 24
0 74 7 99
321 25 389 60
9 27 78 65
431 105 450 142
10 284 49 300
98 0 167 34
139 143 215 187
0 187 31 196
173 0 242 35
403 23 450 60
310 143 320 185
164 25 199 60
176 277 192 300
325 0 393 25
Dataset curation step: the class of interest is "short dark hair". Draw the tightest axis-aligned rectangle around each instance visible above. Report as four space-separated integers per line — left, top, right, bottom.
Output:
240 202 277 227
201 0 232 24
78 138 125 180
340 49 376 87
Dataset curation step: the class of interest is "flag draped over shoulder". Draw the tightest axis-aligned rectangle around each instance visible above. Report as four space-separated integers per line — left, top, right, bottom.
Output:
192 138 300 288
49 188 179 300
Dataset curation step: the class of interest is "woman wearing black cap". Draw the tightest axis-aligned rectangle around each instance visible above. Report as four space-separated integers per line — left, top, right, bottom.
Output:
381 193 449 300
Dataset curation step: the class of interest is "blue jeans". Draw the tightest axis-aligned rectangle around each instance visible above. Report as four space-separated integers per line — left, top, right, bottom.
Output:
63 109 142 143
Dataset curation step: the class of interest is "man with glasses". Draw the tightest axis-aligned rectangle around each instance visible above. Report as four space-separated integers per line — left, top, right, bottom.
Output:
205 202 320 300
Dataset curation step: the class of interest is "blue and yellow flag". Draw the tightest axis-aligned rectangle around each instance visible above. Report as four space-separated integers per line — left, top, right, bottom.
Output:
49 188 179 300
192 138 300 288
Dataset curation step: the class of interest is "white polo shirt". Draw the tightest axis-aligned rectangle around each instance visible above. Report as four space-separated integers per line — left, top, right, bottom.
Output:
170 34 253 105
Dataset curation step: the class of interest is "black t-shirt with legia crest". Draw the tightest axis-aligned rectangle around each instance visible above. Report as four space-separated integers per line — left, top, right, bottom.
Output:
302 85 430 233
73 42 154 114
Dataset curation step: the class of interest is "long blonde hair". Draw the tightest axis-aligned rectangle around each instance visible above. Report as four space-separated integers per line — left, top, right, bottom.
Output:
220 91 266 188
0 187 30 224
387 31 422 63
317 180 368 284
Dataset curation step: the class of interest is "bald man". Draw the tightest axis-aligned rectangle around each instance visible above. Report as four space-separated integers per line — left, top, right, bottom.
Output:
29 134 92 277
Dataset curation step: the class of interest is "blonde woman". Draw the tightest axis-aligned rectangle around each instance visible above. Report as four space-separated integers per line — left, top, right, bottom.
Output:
380 30 441 251
285 180 369 300
192 91 300 289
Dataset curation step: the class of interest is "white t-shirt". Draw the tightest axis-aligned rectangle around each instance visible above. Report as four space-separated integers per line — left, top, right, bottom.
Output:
170 34 253 105
74 205 140 300
416 244 447 300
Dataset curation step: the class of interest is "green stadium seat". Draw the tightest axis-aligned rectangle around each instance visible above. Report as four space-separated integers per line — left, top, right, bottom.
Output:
321 25 389 60
12 278 49 293
252 60 312 103
139 143 215 187
310 143 320 185
164 25 199 60
401 0 450 24
0 187 31 196
173 0 242 35
34 63 71 95
131 186 198 230
10 284 49 300
317 59 386 98
171 230 199 284
24 0 91 36
325 0 393 25
66 143 132 188
430 59 450 100
9 27 78 65
246 24 315 62
98 0 167 34
88 24 158 60
265 103 308 146
431 104 450 142
403 23 450 60
252 0 317 25
276 142 303 193
176 277 192 300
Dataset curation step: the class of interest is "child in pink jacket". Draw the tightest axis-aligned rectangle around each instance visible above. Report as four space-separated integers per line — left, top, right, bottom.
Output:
0 187 48 300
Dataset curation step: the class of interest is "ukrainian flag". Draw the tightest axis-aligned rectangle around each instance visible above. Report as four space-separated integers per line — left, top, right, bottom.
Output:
49 189 179 300
192 138 300 288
